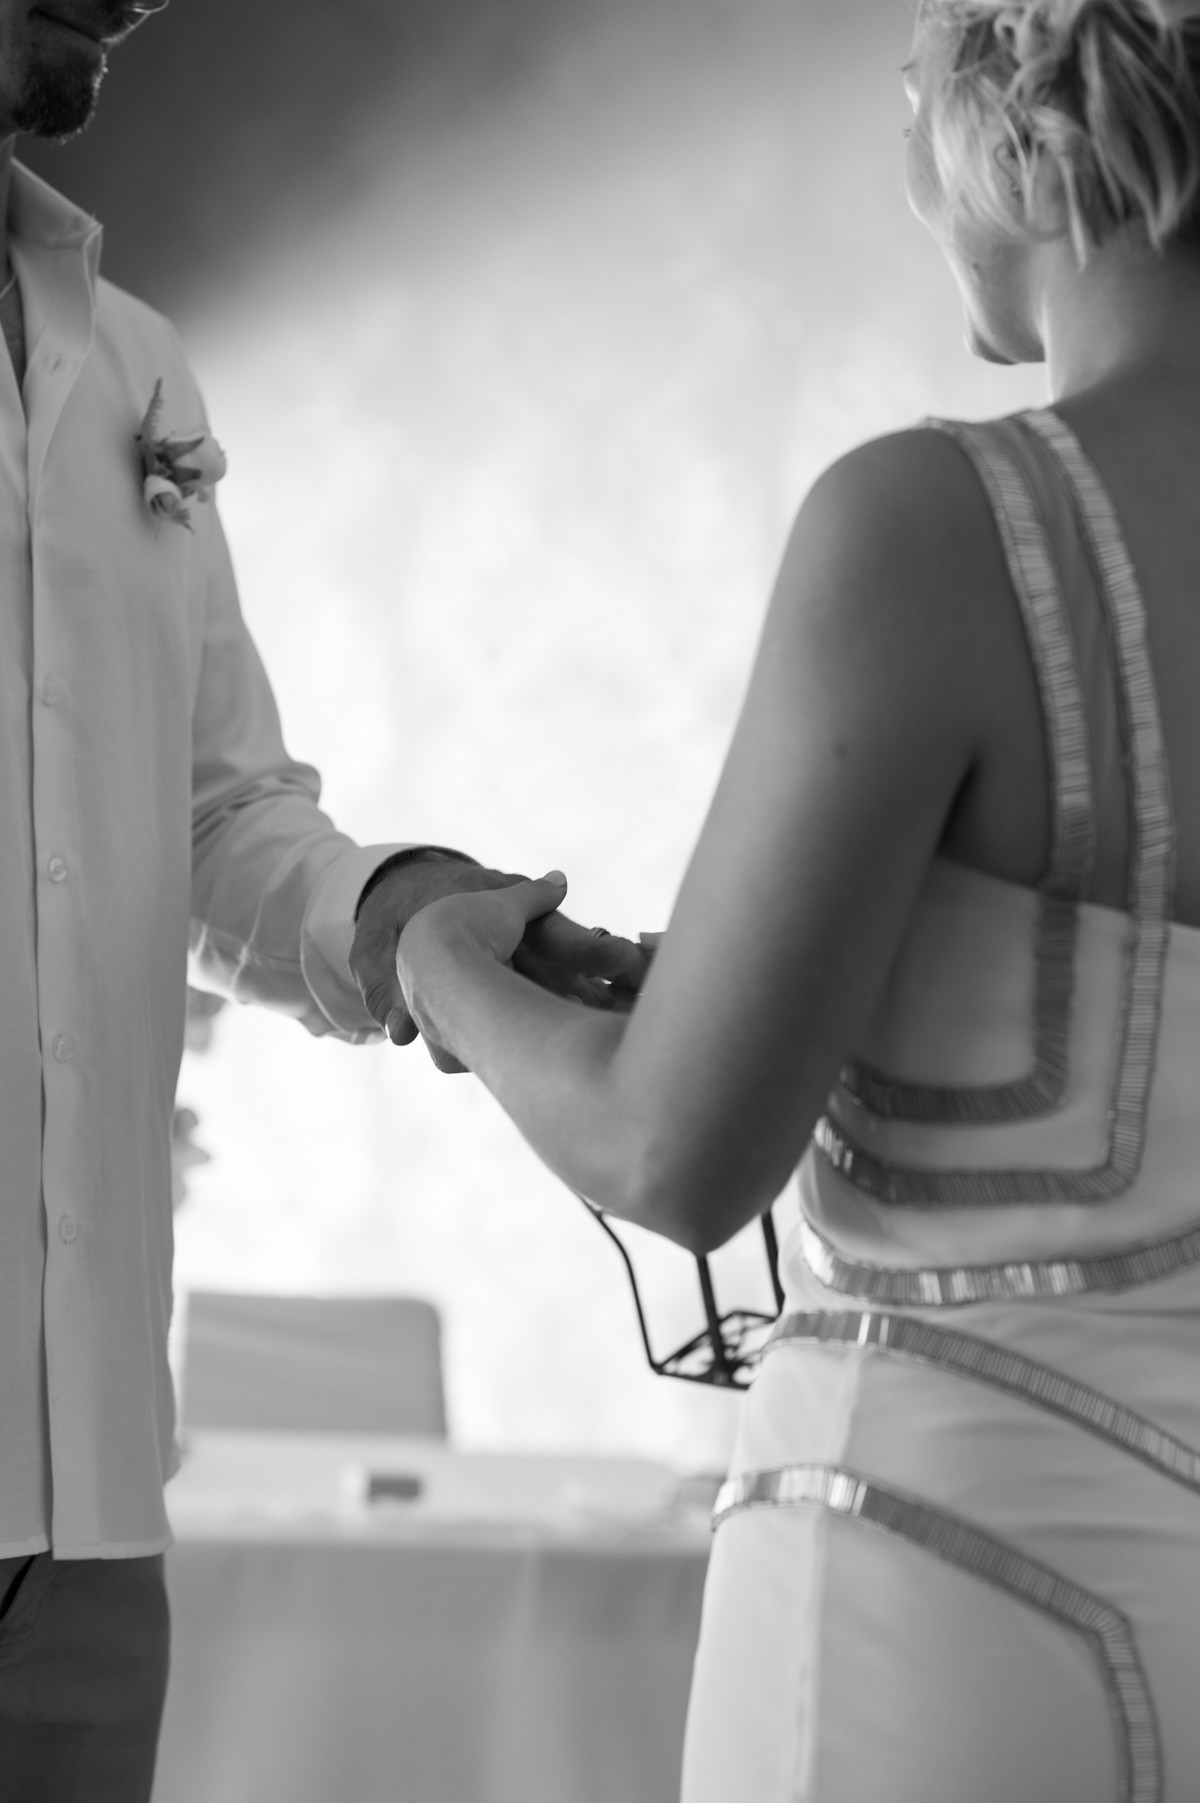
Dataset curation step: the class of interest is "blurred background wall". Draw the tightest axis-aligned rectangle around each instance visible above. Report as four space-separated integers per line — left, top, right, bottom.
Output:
22 0 1046 1468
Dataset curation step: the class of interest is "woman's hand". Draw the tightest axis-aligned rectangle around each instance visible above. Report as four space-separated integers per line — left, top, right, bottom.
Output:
397 871 571 1067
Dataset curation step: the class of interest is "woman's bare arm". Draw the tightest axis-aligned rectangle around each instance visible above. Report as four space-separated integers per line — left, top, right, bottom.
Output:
399 427 999 1251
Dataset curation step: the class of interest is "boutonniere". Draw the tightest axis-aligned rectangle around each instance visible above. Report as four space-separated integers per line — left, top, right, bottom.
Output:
136 378 227 531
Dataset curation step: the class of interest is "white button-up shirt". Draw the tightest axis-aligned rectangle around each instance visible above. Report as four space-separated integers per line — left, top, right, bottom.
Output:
0 162 406 1557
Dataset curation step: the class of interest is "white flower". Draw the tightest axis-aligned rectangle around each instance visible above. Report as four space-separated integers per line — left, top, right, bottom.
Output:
136 380 228 531
142 473 191 526
172 431 227 495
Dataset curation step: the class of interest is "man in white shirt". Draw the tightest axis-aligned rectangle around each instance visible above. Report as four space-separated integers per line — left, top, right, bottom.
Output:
0 5 641 1798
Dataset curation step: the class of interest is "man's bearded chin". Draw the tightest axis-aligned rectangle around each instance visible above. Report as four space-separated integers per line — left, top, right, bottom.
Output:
11 50 107 141
11 2 153 142
11 44 105 138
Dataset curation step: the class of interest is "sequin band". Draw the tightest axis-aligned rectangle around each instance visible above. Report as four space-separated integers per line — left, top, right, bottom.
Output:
1021 410 1176 1191
813 1113 1140 1208
764 1309 1200 1492
712 1463 1162 1803
798 1210 1200 1307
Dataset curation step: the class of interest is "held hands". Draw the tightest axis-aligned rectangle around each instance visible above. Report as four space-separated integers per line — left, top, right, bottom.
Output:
349 855 650 1072
397 871 574 1067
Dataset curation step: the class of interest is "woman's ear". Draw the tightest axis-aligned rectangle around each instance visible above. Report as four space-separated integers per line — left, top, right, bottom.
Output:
993 137 1024 203
995 134 1073 241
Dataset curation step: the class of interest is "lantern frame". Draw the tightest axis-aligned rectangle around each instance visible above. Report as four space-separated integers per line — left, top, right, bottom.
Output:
580 1198 785 1389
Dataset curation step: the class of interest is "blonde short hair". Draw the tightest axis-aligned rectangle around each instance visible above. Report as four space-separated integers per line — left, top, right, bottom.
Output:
926 0 1200 263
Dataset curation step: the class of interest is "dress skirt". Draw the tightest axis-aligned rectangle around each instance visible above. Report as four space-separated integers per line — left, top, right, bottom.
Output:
680 1256 1200 1803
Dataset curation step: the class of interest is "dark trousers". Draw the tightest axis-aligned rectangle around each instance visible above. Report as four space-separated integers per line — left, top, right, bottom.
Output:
0 1551 169 1803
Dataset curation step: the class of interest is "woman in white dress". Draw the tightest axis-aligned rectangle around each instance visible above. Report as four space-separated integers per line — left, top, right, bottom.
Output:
393 3 1200 1796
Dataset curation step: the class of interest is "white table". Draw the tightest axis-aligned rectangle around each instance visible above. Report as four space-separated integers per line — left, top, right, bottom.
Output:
153 1432 713 1803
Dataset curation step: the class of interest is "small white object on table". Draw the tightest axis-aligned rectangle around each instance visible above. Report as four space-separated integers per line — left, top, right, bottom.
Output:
153 1431 714 1803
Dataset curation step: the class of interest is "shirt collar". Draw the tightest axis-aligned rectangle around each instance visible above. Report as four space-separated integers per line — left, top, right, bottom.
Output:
9 158 102 260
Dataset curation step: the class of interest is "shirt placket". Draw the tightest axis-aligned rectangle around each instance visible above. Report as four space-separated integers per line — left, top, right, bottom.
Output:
22 227 103 1546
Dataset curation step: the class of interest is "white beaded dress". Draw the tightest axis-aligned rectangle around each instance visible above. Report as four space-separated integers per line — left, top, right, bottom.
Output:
681 409 1200 1803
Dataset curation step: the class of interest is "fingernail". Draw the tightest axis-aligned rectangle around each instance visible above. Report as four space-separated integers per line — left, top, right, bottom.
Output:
544 870 567 885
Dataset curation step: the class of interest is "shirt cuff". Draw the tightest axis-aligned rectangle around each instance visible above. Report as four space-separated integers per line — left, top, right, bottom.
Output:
354 843 483 918
300 842 479 1041
300 842 416 1040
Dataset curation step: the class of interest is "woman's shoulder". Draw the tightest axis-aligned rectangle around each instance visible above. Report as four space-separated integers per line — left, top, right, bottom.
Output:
805 417 1011 540
785 419 1016 634
770 418 1037 773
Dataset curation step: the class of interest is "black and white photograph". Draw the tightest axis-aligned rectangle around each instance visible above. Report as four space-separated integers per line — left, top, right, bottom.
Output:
1 0 1199 1798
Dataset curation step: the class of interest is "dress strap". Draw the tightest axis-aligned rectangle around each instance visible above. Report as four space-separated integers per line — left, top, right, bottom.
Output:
1016 409 1176 923
928 417 1098 900
840 414 1094 1126
1018 408 1176 1179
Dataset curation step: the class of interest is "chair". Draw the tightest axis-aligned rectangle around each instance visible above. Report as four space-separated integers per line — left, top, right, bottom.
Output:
177 1290 448 1438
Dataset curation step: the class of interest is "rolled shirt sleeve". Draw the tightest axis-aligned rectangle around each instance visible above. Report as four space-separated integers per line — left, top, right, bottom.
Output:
186 487 410 1041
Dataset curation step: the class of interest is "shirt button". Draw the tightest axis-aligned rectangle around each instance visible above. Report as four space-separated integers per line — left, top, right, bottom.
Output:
52 1033 75 1063
41 677 61 706
57 1215 79 1245
47 856 68 883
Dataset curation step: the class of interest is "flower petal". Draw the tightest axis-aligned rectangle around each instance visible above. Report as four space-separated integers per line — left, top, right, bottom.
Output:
143 472 193 529
175 434 227 487
143 473 183 506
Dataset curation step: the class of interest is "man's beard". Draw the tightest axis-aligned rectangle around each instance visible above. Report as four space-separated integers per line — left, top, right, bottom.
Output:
11 45 106 141
9 4 148 143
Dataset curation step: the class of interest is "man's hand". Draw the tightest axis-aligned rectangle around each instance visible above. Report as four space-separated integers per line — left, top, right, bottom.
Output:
349 853 649 1071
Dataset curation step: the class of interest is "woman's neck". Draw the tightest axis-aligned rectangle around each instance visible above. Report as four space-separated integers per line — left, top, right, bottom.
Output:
1041 227 1200 406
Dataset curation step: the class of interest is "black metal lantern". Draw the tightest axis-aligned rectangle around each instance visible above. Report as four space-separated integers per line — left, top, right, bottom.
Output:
578 1196 785 1389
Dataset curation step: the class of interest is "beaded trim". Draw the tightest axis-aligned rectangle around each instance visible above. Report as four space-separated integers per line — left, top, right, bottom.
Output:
1022 409 1176 1181
764 1310 1200 1491
815 410 1175 1207
814 1114 1148 1206
712 1463 1162 1803
842 418 1094 1124
797 1209 1200 1307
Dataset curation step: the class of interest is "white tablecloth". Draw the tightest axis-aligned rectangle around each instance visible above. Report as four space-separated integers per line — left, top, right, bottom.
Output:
153 1432 712 1803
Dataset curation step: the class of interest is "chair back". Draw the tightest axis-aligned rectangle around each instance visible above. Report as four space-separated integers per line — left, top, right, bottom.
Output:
178 1290 448 1438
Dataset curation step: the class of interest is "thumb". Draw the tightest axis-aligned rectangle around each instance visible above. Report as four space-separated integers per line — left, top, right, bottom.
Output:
384 1004 419 1047
516 870 569 922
